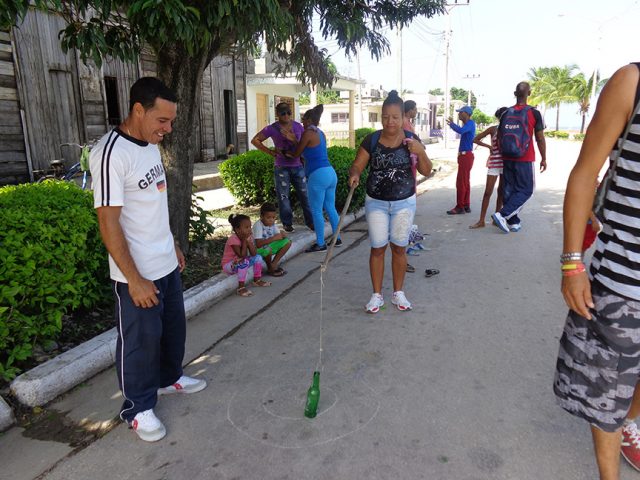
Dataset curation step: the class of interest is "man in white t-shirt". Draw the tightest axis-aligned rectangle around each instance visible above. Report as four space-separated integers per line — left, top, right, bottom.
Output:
90 77 207 442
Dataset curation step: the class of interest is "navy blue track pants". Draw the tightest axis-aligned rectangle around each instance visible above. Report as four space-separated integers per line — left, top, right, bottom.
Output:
113 267 185 422
500 160 535 225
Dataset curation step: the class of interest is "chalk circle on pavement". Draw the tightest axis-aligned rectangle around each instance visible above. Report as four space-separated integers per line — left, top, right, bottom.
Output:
226 376 380 449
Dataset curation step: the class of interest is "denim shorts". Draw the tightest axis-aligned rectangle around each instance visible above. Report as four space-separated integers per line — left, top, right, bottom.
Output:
365 194 416 248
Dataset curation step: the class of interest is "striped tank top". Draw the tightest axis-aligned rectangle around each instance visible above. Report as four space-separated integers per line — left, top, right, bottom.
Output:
487 129 503 169
591 62 640 300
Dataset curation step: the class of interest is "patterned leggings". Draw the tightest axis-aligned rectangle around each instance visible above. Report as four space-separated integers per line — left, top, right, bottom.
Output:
223 255 263 283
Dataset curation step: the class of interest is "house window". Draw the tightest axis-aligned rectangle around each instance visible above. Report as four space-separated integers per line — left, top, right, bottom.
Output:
104 76 121 126
368 112 378 122
331 112 349 123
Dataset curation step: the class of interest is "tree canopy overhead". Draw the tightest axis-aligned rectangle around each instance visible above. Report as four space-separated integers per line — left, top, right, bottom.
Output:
4 0 447 247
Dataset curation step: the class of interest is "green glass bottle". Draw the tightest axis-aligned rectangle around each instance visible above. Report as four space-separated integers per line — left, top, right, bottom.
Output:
304 371 320 418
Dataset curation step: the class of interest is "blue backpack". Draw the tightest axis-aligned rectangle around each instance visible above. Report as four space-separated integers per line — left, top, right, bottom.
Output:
498 106 532 158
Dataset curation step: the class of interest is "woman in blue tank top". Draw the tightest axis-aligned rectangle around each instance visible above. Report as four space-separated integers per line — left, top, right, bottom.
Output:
283 105 340 252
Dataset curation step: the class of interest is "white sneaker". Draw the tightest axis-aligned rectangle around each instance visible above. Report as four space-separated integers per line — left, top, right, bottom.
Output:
128 409 166 442
509 223 522 232
491 212 510 234
391 291 412 311
158 375 207 395
365 293 384 314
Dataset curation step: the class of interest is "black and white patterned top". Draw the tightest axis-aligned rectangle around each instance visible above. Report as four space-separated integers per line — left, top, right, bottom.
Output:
361 131 419 201
591 63 640 300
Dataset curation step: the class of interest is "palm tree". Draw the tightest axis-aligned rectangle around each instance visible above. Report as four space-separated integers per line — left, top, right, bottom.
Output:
571 70 608 133
528 64 579 131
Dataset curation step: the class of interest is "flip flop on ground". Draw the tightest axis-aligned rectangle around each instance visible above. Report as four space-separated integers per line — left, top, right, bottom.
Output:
425 268 440 277
253 279 272 287
267 268 286 277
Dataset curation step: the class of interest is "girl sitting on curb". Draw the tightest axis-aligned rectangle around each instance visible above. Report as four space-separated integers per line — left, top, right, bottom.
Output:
222 214 271 297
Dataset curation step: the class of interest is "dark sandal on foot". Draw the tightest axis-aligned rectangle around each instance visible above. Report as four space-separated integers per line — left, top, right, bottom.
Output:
425 268 440 278
237 287 253 297
253 279 272 287
268 268 286 277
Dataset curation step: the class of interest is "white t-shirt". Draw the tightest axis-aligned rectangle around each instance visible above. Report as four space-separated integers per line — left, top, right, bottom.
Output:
90 128 178 283
252 219 280 240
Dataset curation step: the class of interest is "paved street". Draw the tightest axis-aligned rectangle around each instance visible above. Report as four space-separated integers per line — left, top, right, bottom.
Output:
7 139 637 480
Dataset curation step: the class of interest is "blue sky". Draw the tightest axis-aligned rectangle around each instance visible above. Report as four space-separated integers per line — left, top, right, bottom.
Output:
315 0 640 129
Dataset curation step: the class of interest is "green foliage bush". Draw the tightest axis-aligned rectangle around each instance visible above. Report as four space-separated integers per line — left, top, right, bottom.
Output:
545 130 570 139
573 133 586 141
0 181 110 381
327 146 368 212
355 128 376 148
219 150 275 207
219 146 367 213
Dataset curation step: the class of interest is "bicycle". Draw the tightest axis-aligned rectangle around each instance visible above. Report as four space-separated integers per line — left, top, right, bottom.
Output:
36 143 92 190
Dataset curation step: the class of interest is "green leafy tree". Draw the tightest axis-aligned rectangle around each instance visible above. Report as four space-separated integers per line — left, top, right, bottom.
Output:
3 0 445 248
450 87 476 107
471 109 493 126
428 88 443 96
571 70 608 134
528 64 578 131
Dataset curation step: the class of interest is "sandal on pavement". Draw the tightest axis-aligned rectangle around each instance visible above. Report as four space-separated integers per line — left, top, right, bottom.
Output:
267 268 286 277
253 279 272 287
425 268 440 278
237 287 253 297
406 263 416 273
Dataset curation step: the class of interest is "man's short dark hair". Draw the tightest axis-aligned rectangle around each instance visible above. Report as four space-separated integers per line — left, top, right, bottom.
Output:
129 77 177 112
260 202 277 216
404 100 417 112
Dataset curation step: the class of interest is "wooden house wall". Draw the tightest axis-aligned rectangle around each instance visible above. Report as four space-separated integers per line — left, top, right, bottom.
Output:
102 57 141 129
3 8 247 184
12 10 84 171
0 29 29 185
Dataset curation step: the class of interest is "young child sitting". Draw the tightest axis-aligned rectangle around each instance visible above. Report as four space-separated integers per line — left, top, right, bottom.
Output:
252 202 291 277
222 214 271 297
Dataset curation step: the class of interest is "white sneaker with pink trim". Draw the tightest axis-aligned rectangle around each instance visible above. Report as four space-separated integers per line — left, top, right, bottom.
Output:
157 375 207 396
128 409 166 442
391 291 412 311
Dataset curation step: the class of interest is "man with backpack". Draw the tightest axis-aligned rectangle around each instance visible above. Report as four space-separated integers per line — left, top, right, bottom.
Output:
251 102 314 232
491 82 547 233
446 105 476 215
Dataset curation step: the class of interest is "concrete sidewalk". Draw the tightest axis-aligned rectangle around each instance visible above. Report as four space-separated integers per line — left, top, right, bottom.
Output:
8 138 628 480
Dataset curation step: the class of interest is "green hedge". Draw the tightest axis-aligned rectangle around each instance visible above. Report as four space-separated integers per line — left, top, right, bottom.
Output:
0 182 110 381
545 130 570 139
573 133 585 141
219 146 367 212
355 128 376 148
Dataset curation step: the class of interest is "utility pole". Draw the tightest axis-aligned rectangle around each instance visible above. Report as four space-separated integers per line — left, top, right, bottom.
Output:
462 73 480 106
443 0 470 148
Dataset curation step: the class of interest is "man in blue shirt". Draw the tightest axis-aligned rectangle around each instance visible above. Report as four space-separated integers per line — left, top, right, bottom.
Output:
446 105 476 214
